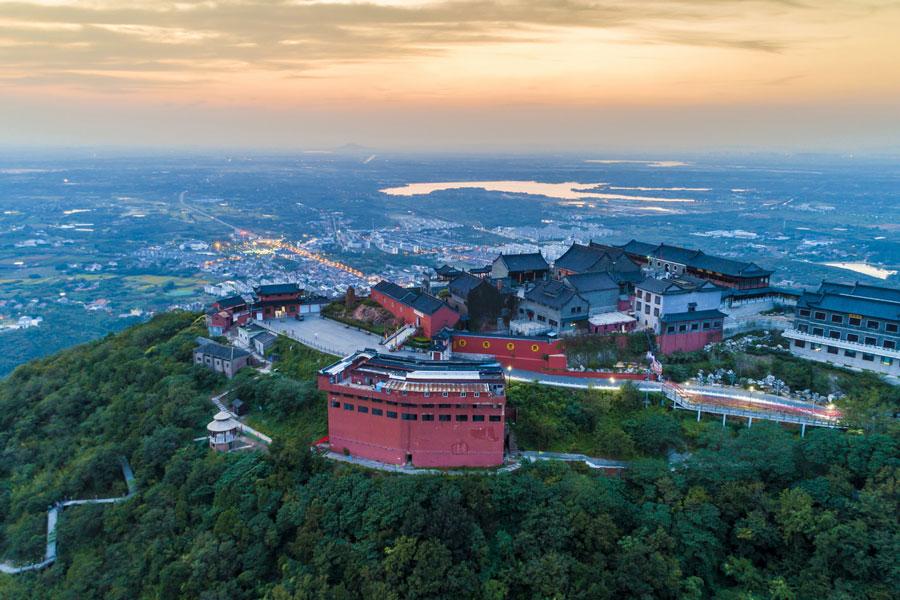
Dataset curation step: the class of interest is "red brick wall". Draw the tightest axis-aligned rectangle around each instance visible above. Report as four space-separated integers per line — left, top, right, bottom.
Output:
424 305 460 337
371 290 459 337
657 329 722 354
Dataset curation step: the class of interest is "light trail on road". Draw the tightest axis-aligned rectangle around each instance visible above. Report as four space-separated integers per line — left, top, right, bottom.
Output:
179 190 373 283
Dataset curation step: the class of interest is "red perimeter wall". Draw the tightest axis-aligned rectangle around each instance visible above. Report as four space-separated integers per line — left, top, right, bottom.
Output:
450 332 657 381
451 333 566 372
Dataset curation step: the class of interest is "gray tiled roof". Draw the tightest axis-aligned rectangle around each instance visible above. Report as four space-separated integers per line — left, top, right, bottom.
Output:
653 244 702 264
661 309 726 323
195 341 250 361
254 332 277 345
373 280 417 303
411 294 446 315
435 264 463 276
524 280 584 310
448 272 486 297
818 281 900 304
619 239 659 256
619 239 773 277
255 283 302 296
555 243 641 277
564 271 618 293
690 254 770 277
373 280 453 316
636 275 718 295
799 282 900 321
496 252 549 273
215 295 247 309
554 244 609 272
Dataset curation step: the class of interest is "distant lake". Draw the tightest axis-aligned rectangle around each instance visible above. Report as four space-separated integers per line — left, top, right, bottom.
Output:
823 262 898 280
379 180 697 203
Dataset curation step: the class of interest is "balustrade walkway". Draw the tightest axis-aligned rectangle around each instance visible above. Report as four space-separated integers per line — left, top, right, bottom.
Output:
509 369 843 433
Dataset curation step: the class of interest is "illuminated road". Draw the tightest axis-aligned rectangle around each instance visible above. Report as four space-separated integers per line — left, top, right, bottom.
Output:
178 190 372 283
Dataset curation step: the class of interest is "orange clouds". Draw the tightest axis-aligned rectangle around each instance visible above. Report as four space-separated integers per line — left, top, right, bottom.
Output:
0 1 898 149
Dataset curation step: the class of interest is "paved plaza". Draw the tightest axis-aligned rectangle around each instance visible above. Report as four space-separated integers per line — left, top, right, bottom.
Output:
260 315 405 357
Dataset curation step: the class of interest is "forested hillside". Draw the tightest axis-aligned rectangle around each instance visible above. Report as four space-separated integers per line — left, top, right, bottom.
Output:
0 313 897 599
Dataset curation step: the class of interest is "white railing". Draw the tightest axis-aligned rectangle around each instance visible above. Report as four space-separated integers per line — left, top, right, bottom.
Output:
661 383 841 429
782 329 900 360
384 324 417 351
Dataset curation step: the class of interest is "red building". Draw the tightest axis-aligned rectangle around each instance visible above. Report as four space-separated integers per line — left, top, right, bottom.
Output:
253 283 303 320
656 310 725 354
318 351 507 467
371 280 460 337
207 295 251 335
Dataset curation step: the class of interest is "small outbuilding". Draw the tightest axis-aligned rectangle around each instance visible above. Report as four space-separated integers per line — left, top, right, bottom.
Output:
231 398 248 416
587 311 637 334
253 331 278 356
207 411 241 451
194 340 250 379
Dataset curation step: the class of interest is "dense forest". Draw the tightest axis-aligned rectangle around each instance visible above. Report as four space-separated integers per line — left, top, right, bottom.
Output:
0 313 897 599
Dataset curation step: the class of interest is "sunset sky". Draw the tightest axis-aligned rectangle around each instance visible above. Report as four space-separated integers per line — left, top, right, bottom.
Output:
1 0 899 151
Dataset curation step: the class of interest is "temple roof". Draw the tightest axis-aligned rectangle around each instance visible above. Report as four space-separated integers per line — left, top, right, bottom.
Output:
372 280 453 315
618 239 773 278
524 280 585 310
448 272 488 297
495 252 549 273
254 283 302 296
195 341 250 361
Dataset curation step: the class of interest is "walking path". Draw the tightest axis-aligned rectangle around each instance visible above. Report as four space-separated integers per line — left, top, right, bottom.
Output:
324 451 523 475
210 391 272 444
0 458 137 575
509 369 842 430
521 451 627 471
324 450 626 475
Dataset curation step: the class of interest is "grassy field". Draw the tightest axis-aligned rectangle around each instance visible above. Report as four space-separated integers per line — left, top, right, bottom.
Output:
235 336 334 445
245 402 326 445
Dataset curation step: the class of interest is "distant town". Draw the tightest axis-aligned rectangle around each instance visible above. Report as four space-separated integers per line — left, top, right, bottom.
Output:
1 152 897 376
